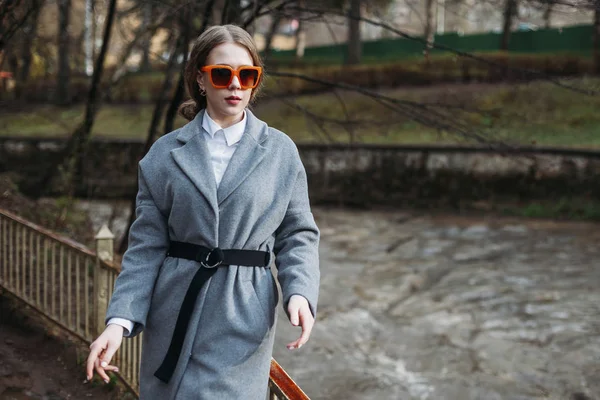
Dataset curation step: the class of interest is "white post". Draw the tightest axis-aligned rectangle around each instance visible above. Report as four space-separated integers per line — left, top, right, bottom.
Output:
95 224 114 335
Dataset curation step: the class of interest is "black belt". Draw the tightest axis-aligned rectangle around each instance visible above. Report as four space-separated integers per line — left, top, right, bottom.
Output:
154 241 271 383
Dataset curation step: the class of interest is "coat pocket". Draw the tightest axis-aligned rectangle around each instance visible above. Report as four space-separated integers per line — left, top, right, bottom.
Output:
244 273 278 333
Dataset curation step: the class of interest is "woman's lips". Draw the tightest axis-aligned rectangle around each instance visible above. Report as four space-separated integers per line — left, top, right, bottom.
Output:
225 96 241 105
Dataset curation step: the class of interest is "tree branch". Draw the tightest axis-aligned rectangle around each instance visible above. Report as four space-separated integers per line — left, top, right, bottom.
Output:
268 70 512 146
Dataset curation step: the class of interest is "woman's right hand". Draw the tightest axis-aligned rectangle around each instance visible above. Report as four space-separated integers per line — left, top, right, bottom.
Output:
86 324 123 383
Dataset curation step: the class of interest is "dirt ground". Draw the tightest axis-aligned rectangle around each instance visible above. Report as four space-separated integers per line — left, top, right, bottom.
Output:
0 294 129 400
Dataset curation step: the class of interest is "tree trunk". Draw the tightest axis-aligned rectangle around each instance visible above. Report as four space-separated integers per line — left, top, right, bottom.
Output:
19 3 41 81
68 0 117 195
91 0 98 61
211 0 224 25
164 13 196 136
222 0 242 24
263 13 282 62
139 2 153 72
84 0 94 76
543 0 554 29
346 0 361 65
423 0 436 59
242 0 260 35
594 0 600 75
295 19 306 59
16 1 42 97
500 0 517 51
80 0 116 141
295 0 306 59
56 0 71 106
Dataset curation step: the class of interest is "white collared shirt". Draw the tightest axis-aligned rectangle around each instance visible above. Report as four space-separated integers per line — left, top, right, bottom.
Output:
107 110 247 336
202 110 247 187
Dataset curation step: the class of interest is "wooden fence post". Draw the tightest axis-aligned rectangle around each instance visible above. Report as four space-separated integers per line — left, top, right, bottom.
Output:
95 224 114 335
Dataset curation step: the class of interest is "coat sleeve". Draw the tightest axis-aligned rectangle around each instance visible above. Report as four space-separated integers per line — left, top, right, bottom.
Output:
105 166 170 337
273 160 320 317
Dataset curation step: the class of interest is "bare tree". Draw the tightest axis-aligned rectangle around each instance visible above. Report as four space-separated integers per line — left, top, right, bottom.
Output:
56 0 71 106
18 1 42 85
500 0 518 50
346 0 361 64
594 0 599 74
222 0 243 24
65 0 118 192
139 2 153 72
295 17 306 58
542 0 555 28
84 0 94 76
263 9 283 61
423 0 435 58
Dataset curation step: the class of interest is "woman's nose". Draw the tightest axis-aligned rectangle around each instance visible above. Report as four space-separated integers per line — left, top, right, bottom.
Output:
229 75 241 89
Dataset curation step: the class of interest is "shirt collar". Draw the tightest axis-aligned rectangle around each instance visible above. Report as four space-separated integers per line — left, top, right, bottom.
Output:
202 110 246 146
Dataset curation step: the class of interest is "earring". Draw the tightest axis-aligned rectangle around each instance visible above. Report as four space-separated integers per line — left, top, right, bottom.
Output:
199 87 206 96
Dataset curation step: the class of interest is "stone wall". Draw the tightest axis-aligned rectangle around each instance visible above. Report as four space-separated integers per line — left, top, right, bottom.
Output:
301 144 600 207
1 136 600 206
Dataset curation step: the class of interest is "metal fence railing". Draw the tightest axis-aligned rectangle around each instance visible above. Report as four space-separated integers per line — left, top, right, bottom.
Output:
0 207 309 399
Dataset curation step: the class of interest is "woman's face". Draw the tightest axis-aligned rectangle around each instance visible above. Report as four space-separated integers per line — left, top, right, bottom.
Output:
197 42 256 127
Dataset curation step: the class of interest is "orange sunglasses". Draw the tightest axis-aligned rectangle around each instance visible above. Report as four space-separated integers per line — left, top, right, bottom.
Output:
200 65 262 89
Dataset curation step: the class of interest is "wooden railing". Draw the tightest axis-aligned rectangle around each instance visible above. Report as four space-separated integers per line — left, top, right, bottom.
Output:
0 207 309 399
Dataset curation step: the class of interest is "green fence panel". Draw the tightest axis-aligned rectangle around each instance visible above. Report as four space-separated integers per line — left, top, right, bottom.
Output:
268 24 594 63
508 25 593 53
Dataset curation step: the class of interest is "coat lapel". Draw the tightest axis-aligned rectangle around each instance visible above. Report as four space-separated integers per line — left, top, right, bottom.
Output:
170 110 219 215
217 109 269 205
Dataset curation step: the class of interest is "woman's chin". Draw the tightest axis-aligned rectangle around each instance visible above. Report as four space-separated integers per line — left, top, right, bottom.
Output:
207 105 246 125
220 103 247 116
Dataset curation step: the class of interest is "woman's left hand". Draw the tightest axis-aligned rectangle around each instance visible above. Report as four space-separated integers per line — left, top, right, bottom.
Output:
286 294 314 350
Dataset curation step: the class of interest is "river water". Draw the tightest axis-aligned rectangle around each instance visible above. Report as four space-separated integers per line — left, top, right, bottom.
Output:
77 202 600 400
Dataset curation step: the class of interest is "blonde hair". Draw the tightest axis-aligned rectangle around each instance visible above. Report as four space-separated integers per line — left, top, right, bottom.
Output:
179 24 264 121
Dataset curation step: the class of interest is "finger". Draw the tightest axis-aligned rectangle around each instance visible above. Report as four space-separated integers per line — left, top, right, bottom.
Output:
86 343 103 380
288 307 314 350
103 364 120 373
285 328 306 349
97 348 119 372
286 314 302 349
94 357 111 383
297 310 314 347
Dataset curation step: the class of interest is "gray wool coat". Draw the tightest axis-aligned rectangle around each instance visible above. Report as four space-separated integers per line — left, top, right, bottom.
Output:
106 109 320 399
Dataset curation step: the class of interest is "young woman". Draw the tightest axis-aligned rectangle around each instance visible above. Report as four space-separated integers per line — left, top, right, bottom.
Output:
86 24 320 399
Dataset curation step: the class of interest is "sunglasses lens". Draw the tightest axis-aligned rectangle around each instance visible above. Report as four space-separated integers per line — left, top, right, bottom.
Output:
239 69 259 88
210 68 232 87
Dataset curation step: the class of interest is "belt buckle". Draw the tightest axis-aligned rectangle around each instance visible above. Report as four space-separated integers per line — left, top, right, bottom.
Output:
200 247 224 269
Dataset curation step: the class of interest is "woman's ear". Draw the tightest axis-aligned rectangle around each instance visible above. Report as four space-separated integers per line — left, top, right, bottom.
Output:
196 72 204 91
